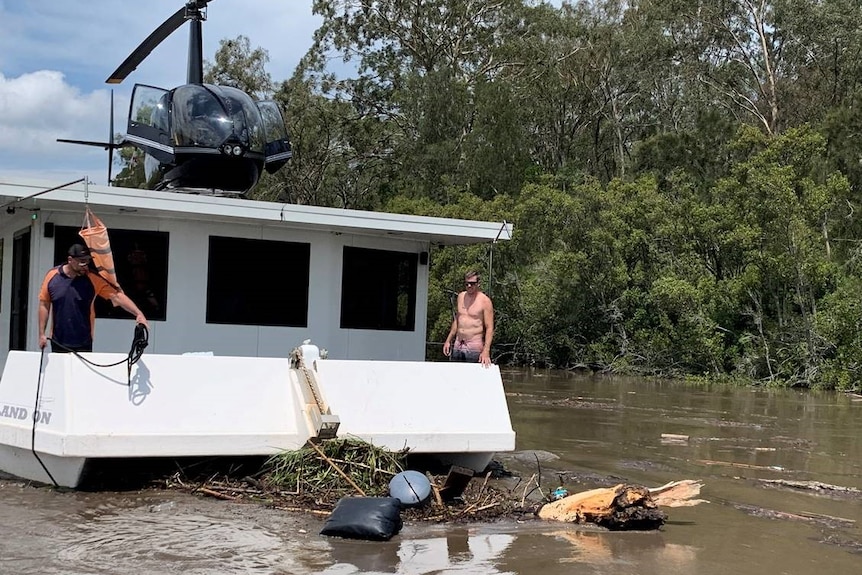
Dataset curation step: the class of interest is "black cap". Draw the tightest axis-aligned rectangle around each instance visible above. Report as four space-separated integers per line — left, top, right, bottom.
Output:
67 243 91 258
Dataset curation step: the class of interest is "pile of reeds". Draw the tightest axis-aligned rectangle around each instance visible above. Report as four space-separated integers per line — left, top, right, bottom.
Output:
156 440 542 522
263 438 408 500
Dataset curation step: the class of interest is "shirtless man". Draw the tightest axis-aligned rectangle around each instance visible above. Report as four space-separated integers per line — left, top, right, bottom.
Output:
443 270 494 366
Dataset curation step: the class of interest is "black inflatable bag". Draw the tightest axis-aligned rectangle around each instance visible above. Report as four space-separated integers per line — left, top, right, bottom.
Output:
320 497 403 541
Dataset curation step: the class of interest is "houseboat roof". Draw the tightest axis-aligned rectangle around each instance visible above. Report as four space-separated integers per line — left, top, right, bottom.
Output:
0 177 513 246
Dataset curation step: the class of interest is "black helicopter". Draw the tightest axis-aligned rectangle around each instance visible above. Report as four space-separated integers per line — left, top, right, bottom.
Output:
59 0 291 195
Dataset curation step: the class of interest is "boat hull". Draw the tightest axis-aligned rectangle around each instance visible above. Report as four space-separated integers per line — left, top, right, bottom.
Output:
0 351 514 487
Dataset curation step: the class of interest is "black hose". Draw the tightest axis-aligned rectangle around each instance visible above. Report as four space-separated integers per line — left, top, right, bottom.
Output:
126 324 149 384
49 322 149 386
31 347 59 487
31 325 149 487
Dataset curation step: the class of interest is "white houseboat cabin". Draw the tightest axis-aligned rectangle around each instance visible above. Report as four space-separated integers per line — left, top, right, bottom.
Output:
0 177 515 488
0 177 512 369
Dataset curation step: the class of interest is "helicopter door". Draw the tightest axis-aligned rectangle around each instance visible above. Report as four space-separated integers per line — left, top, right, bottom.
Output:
127 84 174 163
257 100 292 173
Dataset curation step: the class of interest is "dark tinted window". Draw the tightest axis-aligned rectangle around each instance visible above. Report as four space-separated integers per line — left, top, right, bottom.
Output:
340 247 417 331
54 226 169 321
206 236 310 326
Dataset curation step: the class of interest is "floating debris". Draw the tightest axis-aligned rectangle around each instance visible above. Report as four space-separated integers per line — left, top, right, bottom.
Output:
661 433 690 445
757 479 861 497
156 443 707 529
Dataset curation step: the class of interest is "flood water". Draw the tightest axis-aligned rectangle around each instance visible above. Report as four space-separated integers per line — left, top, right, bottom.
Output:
2 369 861 574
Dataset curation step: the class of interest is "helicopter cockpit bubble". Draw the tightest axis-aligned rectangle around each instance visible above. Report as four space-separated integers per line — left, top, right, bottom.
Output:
172 85 232 148
170 84 266 155
212 85 266 154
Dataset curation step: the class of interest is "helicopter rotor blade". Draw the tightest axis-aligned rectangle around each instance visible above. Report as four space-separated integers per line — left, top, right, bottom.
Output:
56 138 120 148
106 5 187 84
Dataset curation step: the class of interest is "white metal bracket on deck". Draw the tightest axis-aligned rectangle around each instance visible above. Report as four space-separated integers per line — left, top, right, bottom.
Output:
289 346 340 440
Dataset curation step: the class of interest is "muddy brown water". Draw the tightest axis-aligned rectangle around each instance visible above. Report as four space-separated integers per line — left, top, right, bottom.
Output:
1 369 860 574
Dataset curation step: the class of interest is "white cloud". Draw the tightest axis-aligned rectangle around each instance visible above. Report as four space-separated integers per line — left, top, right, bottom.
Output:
0 71 116 184
0 71 110 146
0 0 321 185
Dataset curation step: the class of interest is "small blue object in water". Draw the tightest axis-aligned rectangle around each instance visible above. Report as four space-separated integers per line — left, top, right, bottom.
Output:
389 470 432 507
552 487 569 500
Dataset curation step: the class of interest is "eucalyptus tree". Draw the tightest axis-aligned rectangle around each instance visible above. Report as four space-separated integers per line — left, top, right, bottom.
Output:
503 1 664 181
644 0 784 134
203 35 274 99
303 0 531 202
773 0 862 125
774 0 862 202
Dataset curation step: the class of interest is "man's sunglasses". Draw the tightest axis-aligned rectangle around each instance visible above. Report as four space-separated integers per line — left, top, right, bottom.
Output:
465 280 479 286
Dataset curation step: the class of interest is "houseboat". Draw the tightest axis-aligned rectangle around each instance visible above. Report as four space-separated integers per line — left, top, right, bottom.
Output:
0 177 515 487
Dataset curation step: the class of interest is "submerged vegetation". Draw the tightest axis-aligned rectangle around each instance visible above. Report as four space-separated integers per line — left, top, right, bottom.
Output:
159 439 535 523
264 438 407 499
117 1 862 389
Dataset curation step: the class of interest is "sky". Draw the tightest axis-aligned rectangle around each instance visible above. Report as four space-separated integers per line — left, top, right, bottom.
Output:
0 0 322 186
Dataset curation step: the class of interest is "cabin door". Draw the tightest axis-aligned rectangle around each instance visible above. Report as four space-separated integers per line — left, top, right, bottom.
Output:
257 100 292 173
8 229 31 350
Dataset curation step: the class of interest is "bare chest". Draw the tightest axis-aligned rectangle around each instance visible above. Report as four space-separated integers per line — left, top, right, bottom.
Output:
460 294 484 317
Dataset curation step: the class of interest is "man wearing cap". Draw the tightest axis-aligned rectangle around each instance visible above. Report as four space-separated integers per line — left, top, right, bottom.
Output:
37 243 150 353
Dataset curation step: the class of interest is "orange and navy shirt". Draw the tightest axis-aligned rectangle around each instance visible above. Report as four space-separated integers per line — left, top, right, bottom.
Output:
39 266 118 348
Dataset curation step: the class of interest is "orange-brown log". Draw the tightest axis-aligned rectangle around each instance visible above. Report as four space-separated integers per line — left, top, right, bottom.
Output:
649 480 708 507
538 484 666 530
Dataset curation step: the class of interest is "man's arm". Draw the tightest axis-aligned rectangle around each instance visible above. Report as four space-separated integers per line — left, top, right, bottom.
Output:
109 292 150 329
443 317 457 356
38 300 51 349
37 272 53 349
480 296 495 366
443 292 461 356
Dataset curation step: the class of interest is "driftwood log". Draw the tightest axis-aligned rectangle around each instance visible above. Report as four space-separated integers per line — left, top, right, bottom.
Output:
650 479 708 507
538 480 706 530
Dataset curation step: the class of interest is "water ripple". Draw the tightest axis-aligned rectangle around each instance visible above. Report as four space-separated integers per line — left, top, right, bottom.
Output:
56 502 290 574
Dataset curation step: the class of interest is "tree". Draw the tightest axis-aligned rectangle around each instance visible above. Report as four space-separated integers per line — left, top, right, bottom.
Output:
648 0 783 134
204 35 273 99
303 0 528 201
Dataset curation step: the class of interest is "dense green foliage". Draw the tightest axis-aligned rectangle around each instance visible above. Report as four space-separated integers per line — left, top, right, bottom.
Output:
151 0 862 389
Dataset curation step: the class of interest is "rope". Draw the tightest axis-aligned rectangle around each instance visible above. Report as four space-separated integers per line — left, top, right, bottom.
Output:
48 323 149 387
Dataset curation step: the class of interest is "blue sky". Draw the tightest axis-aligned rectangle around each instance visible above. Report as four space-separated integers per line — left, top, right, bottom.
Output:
0 0 321 185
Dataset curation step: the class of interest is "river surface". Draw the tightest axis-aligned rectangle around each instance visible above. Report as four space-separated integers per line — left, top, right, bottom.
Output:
1 369 861 574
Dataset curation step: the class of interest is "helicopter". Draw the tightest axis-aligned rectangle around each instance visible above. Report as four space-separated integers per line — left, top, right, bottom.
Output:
58 0 291 195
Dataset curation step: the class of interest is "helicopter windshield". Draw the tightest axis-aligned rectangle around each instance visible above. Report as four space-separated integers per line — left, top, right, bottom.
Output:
210 85 265 153
171 84 265 154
